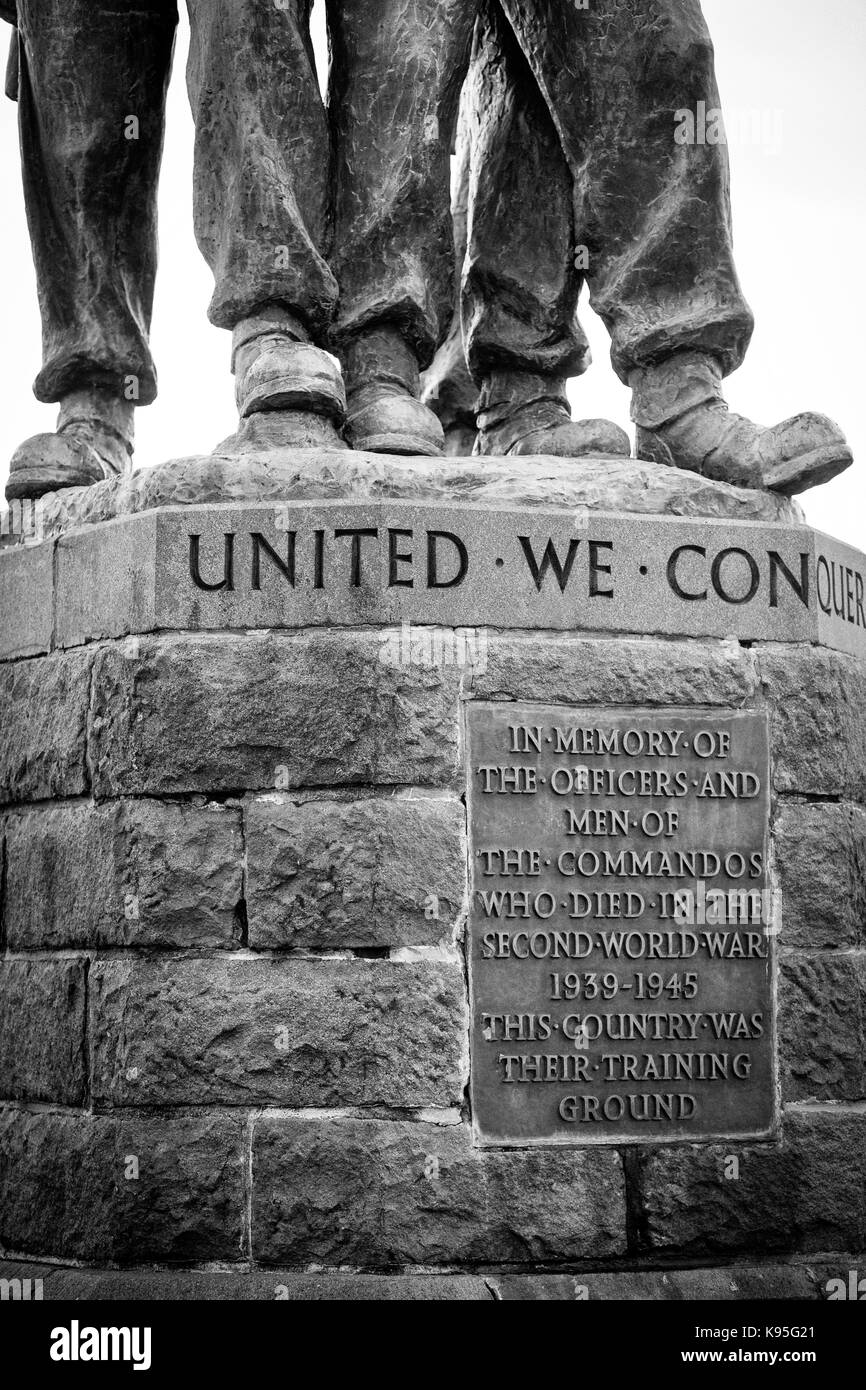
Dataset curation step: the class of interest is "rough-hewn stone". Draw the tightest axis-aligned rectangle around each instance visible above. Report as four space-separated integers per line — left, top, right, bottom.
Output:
780 954 866 1102
245 791 466 950
757 646 866 799
0 1109 243 1263
468 635 757 708
88 632 461 797
252 1116 626 1267
1 462 863 1283
91 957 466 1107
774 802 866 948
36 453 805 542
0 961 87 1105
0 822 6 949
3 799 243 949
640 1108 866 1255
0 649 92 805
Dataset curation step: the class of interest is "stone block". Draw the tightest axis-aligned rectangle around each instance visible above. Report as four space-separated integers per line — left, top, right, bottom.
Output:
0 649 92 805
3 799 243 949
88 632 461 797
91 957 466 1108
640 1108 866 1255
252 1115 626 1267
468 634 757 708
0 541 53 661
0 961 87 1104
774 802 866 948
55 514 156 649
757 646 866 799
245 791 466 950
779 953 866 1102
0 1109 244 1263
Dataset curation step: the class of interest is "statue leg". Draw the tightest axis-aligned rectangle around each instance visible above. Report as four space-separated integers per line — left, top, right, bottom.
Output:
501 0 851 494
186 0 346 451
460 0 629 461
327 0 476 456
420 85 479 457
7 0 176 502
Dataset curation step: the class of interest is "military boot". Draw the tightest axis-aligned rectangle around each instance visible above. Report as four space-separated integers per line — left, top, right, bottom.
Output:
6 389 133 501
474 370 631 458
631 351 852 495
344 326 445 456
225 305 347 451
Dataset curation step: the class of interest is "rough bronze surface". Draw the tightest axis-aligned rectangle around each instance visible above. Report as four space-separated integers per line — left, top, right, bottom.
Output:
12 1 175 405
8 0 476 404
462 0 752 385
425 0 853 492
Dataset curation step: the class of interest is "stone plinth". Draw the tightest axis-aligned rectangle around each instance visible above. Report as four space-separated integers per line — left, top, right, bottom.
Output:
0 451 864 1285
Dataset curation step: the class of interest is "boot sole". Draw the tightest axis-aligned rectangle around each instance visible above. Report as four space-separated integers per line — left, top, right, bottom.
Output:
766 443 855 496
241 382 345 420
5 463 102 502
349 432 444 457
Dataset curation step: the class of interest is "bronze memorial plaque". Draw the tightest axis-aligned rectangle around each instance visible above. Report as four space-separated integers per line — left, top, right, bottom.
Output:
466 705 775 1147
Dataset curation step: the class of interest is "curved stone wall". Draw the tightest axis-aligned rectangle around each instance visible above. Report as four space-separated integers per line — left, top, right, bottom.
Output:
0 462 863 1277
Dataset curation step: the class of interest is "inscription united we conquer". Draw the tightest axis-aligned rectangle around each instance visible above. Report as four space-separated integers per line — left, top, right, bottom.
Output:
466 705 775 1146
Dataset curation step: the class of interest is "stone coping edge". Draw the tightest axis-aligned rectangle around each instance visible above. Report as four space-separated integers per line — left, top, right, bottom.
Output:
0 1258 859 1301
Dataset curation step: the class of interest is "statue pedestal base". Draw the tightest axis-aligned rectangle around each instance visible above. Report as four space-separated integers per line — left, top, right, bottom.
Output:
1 452 864 1288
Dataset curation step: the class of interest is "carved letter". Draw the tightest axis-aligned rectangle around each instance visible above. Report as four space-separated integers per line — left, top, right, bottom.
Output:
711 548 760 605
189 533 234 592
427 531 469 589
251 532 295 590
768 550 809 609
519 536 581 593
667 545 707 601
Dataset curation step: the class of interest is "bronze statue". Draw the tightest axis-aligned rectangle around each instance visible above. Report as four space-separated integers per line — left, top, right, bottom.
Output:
3 0 854 502
4 1 175 500
425 0 853 495
5 0 476 501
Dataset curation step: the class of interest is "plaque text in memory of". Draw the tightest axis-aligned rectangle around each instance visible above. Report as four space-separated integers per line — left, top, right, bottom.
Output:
467 705 775 1146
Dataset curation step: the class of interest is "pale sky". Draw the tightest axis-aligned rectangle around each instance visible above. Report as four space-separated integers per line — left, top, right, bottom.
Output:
0 0 862 549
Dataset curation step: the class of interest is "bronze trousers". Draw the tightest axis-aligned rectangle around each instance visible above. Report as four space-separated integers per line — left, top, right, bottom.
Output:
440 0 755 407
14 0 176 403
14 0 476 404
